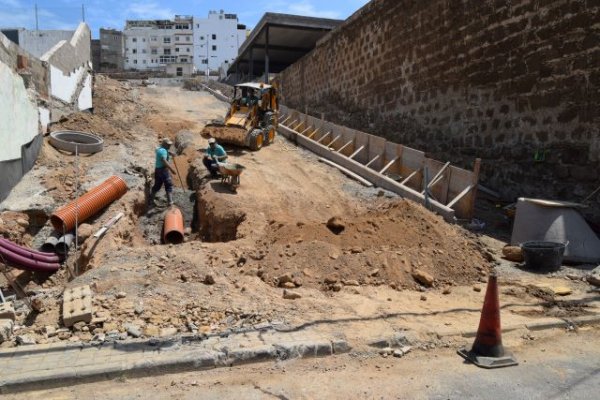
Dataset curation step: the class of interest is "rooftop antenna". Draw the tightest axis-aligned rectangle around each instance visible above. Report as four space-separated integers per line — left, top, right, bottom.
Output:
82 4 85 22
35 3 39 30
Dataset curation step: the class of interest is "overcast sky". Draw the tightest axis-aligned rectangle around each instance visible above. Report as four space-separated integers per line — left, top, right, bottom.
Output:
0 0 370 37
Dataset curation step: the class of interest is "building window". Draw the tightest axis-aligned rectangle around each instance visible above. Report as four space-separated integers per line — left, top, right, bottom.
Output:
133 59 137 64
151 36 157 42
212 45 217 51
151 49 157 55
196 24 199 28
175 48 179 52
132 49 137 54
212 34 216 40
164 48 171 55
142 49 146 54
185 36 190 42
132 37 137 42
186 48 190 53
142 38 146 42
163 37 171 44
180 58 188 63
159 55 177 63
201 59 208 64
200 36 204 41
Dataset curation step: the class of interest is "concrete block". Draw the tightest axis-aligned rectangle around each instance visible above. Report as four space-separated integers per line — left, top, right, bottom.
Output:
0 302 16 321
62 285 93 327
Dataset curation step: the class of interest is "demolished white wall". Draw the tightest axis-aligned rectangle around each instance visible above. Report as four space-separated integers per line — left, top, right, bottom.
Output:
77 73 92 110
50 64 86 103
38 107 50 132
0 61 39 161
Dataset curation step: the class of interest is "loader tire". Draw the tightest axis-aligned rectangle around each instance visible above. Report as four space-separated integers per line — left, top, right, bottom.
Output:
249 129 264 151
265 125 276 145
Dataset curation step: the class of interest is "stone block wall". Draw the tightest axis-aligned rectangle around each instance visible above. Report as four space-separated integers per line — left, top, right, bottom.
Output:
276 0 600 214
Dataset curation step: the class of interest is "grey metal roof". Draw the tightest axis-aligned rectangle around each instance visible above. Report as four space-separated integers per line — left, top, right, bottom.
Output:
228 13 342 78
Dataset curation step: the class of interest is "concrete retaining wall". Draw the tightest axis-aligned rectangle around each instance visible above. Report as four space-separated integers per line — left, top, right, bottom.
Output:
0 23 93 202
275 0 600 214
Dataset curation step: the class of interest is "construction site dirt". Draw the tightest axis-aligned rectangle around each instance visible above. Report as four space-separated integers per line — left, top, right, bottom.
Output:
0 77 598 350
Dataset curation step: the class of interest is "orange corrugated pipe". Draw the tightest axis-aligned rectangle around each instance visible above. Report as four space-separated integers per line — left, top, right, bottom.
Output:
50 176 128 232
163 207 184 244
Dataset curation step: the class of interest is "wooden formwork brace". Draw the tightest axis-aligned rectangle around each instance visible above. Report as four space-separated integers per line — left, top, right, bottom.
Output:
349 146 365 159
316 131 332 144
421 161 451 194
307 128 319 138
400 169 421 185
380 156 400 174
301 126 313 136
337 140 354 153
328 135 342 148
365 154 380 168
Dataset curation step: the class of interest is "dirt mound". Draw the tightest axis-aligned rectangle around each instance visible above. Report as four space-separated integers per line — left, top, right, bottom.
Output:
197 183 247 242
242 200 491 290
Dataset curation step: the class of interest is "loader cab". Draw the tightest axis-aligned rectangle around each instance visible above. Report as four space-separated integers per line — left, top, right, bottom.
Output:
232 82 278 113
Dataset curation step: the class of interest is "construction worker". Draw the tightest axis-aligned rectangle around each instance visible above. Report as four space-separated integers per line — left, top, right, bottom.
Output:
203 138 227 178
148 138 177 207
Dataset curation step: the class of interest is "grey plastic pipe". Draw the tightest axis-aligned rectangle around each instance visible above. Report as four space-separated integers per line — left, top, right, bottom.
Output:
55 233 74 256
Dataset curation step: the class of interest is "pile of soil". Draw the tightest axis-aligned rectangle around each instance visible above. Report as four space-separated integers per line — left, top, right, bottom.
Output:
50 75 148 140
252 200 490 290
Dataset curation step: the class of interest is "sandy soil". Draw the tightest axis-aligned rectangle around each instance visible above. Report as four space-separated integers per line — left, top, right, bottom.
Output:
0 78 596 349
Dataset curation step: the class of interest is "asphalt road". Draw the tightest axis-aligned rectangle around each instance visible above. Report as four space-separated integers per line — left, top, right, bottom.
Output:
6 328 599 400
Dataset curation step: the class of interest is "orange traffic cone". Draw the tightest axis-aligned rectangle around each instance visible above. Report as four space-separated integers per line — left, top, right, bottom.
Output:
457 273 518 368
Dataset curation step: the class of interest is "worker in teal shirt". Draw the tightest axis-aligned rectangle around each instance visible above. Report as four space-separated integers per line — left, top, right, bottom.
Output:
203 138 227 178
148 138 177 207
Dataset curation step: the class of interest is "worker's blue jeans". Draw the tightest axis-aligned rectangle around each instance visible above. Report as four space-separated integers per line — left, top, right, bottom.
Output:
203 157 219 176
151 167 173 194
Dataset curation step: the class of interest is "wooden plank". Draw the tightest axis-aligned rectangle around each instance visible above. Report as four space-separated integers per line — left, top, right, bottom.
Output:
301 126 313 136
349 145 365 160
400 169 420 185
380 156 399 174
318 158 373 187
328 135 342 148
337 139 353 153
316 131 332 144
365 154 380 168
467 158 482 219
280 115 291 125
421 161 450 194
447 184 475 208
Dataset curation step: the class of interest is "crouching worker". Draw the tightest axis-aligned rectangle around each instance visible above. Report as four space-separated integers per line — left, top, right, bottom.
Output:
203 138 228 178
148 138 177 207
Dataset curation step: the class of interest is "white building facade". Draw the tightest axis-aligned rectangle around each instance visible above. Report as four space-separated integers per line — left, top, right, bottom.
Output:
122 11 247 75
123 16 194 72
193 10 248 75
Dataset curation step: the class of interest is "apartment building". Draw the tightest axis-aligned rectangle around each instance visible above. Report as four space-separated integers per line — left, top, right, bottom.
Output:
122 11 247 75
193 10 248 74
123 15 194 72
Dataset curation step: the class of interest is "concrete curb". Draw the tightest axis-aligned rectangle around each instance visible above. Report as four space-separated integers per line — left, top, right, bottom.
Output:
437 314 600 338
0 335 350 394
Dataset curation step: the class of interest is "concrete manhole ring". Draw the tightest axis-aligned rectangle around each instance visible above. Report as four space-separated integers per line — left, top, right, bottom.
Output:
49 130 104 154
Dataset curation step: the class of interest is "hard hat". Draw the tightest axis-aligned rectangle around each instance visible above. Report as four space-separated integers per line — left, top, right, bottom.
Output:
208 138 216 144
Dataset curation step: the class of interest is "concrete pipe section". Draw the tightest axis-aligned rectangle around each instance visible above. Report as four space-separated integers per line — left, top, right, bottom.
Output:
49 130 104 154
50 175 128 232
163 207 184 244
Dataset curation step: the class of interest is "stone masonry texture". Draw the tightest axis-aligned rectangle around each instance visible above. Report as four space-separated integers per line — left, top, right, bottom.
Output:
276 0 600 220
